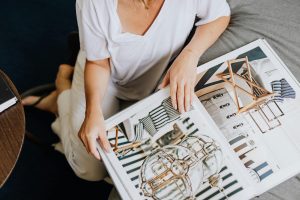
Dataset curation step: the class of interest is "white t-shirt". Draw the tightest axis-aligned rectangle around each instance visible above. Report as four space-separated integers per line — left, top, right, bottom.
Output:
76 0 230 100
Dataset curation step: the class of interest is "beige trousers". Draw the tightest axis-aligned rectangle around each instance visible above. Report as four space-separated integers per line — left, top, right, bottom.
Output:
51 50 120 181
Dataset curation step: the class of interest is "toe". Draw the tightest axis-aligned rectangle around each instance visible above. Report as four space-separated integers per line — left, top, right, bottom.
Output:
22 96 39 106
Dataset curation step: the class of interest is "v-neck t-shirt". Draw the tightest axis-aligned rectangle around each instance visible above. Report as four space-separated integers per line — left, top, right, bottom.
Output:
76 0 230 100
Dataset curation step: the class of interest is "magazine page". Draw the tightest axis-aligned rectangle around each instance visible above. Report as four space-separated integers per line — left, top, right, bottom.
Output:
195 39 300 196
98 88 253 200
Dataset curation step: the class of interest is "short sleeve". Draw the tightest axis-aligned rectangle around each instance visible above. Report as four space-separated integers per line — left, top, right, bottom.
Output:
76 0 110 61
195 0 231 26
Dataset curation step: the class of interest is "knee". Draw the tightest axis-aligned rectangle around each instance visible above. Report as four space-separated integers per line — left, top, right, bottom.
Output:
73 164 107 182
55 64 74 94
65 142 108 181
71 158 108 181
57 64 74 81
57 64 71 80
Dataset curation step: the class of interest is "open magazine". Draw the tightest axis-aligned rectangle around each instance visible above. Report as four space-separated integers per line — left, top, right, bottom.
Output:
97 39 300 200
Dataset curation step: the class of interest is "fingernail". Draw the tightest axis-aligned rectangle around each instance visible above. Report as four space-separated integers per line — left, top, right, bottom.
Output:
96 154 100 160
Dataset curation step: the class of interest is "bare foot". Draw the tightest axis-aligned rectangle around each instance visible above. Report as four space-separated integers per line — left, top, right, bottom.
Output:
22 64 74 115
55 64 74 95
22 91 58 114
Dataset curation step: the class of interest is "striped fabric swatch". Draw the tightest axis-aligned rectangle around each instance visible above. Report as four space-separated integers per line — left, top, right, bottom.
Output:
271 80 283 102
139 116 157 136
271 78 296 102
281 78 296 99
134 123 144 142
162 97 181 119
139 97 180 136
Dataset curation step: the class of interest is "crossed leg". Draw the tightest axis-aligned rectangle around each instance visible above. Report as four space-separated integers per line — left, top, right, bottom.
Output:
22 64 74 115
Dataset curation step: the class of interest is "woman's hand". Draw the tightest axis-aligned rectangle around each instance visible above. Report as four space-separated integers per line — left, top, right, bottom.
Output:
78 109 111 160
159 49 199 113
158 16 230 112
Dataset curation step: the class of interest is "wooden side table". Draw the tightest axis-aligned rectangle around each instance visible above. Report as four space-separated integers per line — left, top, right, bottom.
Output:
0 70 25 188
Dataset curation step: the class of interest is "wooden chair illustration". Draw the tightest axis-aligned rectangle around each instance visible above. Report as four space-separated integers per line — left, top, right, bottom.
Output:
110 126 141 157
217 57 274 113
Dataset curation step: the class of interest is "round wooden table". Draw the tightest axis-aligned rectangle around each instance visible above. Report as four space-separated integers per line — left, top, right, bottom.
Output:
0 70 25 188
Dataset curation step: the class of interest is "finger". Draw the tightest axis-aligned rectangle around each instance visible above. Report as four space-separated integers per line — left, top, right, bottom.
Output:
184 83 191 112
86 134 101 160
78 129 90 153
177 80 185 113
170 78 178 110
158 72 170 89
82 136 90 153
190 82 195 106
96 138 103 161
98 131 111 153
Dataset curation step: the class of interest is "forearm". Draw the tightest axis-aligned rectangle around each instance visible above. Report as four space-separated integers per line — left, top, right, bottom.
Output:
183 16 230 58
163 16 230 113
84 59 111 115
79 59 111 156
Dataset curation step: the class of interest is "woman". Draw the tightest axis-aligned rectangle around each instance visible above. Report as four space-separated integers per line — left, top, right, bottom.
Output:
24 0 230 183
